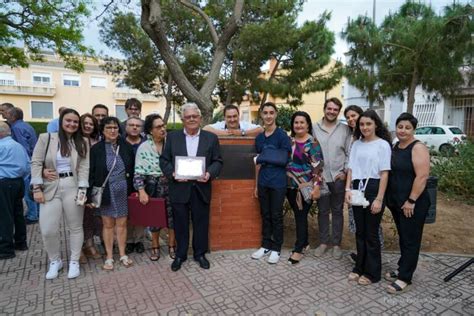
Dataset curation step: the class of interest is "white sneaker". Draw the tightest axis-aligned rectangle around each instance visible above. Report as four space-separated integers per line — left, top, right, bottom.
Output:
67 261 80 279
251 247 270 260
267 251 281 264
314 244 328 257
332 246 343 260
46 260 63 280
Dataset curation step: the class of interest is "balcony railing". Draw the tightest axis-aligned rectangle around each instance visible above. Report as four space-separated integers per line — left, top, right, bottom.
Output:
0 80 56 96
112 88 160 102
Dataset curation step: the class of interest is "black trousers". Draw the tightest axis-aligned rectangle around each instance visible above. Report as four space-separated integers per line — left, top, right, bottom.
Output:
258 185 286 252
171 186 209 260
352 179 384 282
287 188 312 253
389 200 429 283
0 178 26 256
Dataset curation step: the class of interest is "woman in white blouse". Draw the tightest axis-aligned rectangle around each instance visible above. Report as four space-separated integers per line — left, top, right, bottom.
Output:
345 109 392 286
31 108 89 280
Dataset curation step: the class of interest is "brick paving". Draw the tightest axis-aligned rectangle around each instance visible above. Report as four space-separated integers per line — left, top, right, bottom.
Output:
1 223 472 315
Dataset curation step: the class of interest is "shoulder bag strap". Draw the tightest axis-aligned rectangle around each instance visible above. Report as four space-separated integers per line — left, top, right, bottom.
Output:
100 145 120 188
41 133 51 173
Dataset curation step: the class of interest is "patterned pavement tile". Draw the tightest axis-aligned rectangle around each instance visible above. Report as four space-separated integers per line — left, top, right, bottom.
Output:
0 223 473 315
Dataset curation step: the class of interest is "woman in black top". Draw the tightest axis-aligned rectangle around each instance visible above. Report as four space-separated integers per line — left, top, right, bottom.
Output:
386 113 431 294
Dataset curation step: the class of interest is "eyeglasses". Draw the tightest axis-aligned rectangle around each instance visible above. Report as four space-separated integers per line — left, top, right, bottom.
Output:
127 124 142 128
183 114 200 120
153 124 166 129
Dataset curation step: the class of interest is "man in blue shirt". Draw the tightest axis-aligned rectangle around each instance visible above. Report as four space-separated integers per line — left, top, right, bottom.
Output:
252 102 292 264
46 106 67 133
5 106 39 223
0 122 30 259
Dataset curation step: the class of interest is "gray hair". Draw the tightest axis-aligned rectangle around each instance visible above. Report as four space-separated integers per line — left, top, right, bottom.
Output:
125 116 143 125
180 103 201 119
0 122 11 138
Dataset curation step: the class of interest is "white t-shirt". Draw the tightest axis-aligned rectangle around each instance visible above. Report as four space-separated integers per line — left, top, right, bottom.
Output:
348 138 391 180
209 120 260 131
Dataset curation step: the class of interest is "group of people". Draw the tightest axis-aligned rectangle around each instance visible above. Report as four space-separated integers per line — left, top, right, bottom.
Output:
250 99 431 295
0 97 431 295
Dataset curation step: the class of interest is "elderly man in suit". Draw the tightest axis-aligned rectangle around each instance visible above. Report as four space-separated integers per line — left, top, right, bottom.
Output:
160 103 223 271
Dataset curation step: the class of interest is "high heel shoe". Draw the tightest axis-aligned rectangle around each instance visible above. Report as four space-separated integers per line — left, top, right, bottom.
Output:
287 251 303 265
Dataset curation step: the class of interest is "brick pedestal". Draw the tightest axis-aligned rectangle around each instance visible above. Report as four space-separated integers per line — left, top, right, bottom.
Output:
209 137 262 250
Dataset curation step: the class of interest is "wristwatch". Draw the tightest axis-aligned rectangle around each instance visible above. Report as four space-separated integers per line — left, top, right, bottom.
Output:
407 198 416 204
241 130 246 136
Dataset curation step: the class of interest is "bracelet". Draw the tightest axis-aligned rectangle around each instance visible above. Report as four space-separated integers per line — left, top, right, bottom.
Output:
407 198 416 204
375 198 383 202
345 189 351 192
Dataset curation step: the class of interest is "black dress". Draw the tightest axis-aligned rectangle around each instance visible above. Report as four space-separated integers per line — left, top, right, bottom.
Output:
387 140 430 283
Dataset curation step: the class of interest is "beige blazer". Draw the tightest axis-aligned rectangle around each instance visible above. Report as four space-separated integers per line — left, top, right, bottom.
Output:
31 133 89 201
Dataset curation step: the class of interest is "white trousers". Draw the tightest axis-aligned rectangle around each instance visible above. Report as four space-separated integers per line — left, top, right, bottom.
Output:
39 177 84 261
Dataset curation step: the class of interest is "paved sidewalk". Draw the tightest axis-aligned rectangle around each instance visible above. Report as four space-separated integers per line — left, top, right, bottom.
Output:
0 224 472 315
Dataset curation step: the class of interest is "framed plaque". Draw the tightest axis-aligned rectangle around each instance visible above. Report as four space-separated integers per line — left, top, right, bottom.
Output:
175 156 206 180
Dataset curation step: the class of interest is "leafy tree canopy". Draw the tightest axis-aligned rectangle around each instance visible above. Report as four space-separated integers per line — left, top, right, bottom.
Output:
0 0 93 72
343 1 473 113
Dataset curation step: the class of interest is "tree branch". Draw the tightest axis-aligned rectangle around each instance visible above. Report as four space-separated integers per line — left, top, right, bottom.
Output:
384 42 415 52
199 0 244 97
178 0 218 45
141 0 210 108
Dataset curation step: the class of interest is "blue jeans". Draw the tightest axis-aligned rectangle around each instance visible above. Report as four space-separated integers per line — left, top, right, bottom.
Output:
24 175 39 220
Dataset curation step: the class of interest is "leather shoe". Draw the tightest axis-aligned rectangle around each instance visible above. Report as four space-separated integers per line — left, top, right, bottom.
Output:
0 253 15 260
15 243 28 251
125 243 135 254
194 255 210 269
171 257 186 272
134 242 145 253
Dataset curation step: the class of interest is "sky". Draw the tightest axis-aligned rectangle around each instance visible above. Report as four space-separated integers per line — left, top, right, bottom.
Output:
83 0 464 62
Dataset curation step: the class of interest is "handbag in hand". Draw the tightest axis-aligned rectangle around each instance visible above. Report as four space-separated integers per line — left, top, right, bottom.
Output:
90 145 119 208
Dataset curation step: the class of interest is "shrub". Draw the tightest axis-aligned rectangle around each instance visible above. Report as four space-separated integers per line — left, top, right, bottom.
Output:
431 141 474 204
166 122 183 131
28 122 48 135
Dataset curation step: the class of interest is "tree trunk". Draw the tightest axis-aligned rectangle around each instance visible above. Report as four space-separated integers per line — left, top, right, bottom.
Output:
260 58 281 107
406 67 419 114
163 74 173 123
225 54 238 106
140 0 244 124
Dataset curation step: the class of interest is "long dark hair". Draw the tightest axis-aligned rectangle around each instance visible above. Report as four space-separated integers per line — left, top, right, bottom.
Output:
290 111 313 137
354 109 391 144
59 108 87 158
80 113 99 140
344 105 364 132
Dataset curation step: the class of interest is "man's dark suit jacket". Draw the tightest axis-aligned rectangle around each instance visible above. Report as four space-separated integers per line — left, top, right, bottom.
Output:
160 129 223 204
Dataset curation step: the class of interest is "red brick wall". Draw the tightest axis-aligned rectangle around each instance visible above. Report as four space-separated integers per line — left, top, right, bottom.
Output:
210 180 262 250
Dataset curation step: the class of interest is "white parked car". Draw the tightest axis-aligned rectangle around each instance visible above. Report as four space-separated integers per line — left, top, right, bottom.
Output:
414 125 467 153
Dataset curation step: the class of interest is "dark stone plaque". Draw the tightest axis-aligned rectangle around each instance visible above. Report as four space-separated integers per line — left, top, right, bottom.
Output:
218 144 257 179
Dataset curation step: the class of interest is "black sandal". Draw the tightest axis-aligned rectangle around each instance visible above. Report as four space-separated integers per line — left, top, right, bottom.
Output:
384 270 398 282
150 247 160 261
387 280 411 294
169 246 176 259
